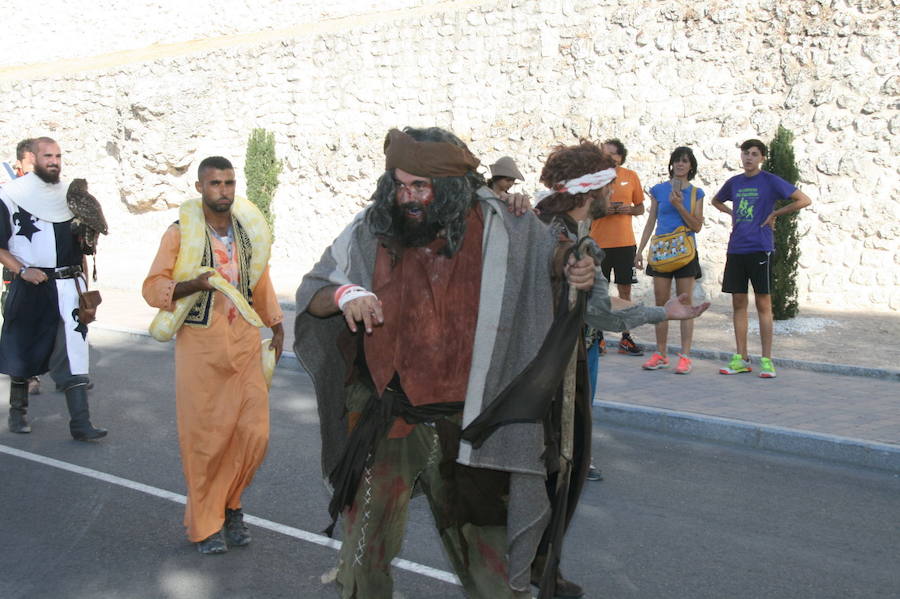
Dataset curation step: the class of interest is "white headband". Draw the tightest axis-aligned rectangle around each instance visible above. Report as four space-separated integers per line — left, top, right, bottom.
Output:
534 168 617 202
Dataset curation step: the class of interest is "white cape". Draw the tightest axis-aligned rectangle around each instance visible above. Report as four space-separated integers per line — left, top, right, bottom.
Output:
0 172 73 223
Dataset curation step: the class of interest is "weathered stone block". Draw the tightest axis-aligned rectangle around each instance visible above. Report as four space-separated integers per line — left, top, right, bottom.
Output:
0 0 896 311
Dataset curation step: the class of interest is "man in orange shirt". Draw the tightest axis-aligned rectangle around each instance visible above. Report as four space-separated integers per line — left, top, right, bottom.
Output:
589 138 645 356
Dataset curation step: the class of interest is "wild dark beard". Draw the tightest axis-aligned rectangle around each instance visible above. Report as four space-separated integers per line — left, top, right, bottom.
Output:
391 201 441 247
588 194 608 219
33 164 60 184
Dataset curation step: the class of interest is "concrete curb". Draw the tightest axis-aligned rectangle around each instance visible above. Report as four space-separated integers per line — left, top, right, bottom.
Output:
106 315 899 381
606 335 900 382
91 324 900 473
272 305 900 381
595 400 900 474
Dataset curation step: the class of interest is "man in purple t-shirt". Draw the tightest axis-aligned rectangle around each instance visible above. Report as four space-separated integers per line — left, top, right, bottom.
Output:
711 139 811 379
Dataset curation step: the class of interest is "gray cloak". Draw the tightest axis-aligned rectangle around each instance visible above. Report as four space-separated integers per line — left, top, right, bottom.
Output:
293 188 665 590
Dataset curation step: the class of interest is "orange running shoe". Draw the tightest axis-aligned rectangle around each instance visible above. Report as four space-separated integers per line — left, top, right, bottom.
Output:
641 352 669 370
674 353 692 374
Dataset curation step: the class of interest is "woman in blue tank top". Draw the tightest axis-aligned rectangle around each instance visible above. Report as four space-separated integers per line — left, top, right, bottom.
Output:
635 147 705 374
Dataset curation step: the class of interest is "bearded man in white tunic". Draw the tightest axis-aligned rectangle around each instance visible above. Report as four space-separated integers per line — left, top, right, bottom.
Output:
0 137 106 440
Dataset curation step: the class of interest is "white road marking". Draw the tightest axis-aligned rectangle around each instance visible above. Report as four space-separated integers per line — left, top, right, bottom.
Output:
0 443 460 586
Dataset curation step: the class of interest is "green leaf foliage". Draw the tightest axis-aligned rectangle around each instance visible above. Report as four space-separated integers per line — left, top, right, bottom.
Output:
764 125 800 320
244 128 282 234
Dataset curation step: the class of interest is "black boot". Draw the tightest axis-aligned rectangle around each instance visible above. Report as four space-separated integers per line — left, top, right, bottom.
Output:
8 378 31 433
224 508 251 546
532 555 585 599
64 383 107 441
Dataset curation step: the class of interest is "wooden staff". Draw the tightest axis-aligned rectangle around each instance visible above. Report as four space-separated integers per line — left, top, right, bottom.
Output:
540 219 590 599
560 219 589 461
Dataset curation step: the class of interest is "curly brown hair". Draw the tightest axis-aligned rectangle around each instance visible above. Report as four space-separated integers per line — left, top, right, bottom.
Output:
537 140 616 214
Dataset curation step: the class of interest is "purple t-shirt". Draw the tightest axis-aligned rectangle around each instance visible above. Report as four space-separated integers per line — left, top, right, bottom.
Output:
715 170 797 254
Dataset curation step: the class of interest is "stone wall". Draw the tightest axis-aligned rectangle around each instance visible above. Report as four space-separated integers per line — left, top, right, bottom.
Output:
1 0 897 311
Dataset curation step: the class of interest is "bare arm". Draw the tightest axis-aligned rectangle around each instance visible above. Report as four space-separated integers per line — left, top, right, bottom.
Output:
710 196 732 216
172 271 214 301
0 247 25 274
0 248 47 284
609 202 645 216
307 285 340 317
634 198 658 269
784 189 812 212
762 189 812 228
269 322 284 362
671 194 704 233
629 175 645 216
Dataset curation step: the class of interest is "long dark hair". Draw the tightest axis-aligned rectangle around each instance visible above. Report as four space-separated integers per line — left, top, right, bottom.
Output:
366 127 484 257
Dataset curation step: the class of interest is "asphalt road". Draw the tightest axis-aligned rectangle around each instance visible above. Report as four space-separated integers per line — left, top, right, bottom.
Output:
1 331 898 599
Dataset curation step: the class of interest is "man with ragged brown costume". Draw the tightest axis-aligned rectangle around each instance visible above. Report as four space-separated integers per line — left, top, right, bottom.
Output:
294 127 701 598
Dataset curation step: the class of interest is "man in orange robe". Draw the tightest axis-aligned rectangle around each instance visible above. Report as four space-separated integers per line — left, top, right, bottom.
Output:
143 156 284 554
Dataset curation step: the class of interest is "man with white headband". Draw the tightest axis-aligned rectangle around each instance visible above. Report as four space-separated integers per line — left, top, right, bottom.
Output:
296 126 627 598
532 140 710 598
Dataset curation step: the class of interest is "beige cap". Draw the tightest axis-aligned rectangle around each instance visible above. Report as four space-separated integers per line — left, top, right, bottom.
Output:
489 156 524 180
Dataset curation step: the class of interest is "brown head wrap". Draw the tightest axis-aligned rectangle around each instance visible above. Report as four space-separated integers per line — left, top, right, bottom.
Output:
383 128 480 177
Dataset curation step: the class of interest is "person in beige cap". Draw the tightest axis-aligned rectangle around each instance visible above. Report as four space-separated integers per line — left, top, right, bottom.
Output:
488 156 525 195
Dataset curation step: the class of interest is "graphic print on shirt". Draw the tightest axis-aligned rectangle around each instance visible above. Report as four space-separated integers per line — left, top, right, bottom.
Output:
735 188 756 222
12 207 40 241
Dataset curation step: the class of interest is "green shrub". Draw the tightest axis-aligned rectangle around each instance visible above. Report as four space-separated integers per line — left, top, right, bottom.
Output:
244 129 282 234
764 125 800 320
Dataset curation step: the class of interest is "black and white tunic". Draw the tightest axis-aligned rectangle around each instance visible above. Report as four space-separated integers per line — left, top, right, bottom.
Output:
0 173 88 378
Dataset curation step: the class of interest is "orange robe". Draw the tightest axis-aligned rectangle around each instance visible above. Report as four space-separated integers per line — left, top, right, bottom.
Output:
142 224 284 542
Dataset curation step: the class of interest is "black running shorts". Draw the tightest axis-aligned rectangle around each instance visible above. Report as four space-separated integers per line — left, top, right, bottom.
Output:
721 251 775 294
646 253 702 280
600 245 637 285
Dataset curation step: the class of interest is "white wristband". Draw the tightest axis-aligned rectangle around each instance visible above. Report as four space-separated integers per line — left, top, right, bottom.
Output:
336 285 377 311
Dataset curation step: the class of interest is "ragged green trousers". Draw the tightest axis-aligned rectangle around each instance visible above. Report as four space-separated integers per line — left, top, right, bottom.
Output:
336 387 531 599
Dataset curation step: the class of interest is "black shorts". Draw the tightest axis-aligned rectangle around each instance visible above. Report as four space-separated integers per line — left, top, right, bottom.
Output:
600 245 637 285
646 253 702 280
722 251 775 294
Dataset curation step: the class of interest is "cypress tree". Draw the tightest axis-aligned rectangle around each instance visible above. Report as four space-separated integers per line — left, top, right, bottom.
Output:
244 129 282 233
764 125 801 320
